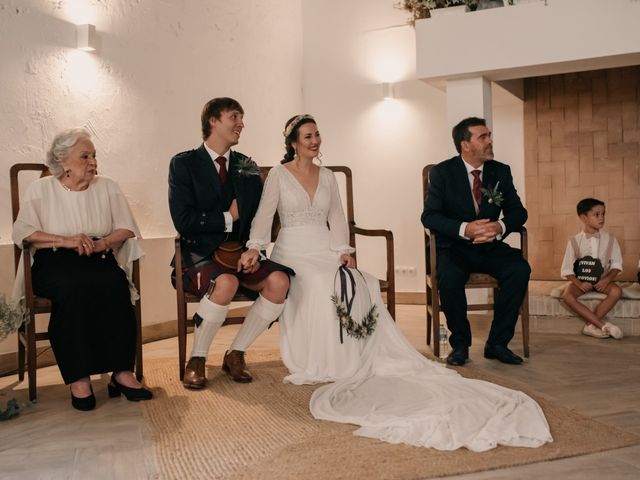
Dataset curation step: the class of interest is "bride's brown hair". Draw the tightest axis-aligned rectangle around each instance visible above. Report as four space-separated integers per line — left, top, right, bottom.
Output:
281 114 317 164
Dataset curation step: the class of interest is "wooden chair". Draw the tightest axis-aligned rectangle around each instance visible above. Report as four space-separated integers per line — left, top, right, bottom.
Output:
176 165 395 379
422 164 530 359
10 163 144 401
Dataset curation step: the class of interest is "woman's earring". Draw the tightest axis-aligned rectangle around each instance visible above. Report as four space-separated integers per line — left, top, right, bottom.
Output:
65 170 70 177
316 151 323 164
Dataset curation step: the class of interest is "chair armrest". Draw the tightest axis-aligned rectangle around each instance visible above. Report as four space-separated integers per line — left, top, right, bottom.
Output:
350 224 394 286
174 234 183 276
518 226 528 260
423 228 437 276
351 224 393 241
21 240 35 307
351 223 395 317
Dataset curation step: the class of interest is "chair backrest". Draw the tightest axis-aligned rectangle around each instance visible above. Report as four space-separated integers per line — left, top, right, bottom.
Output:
10 163 51 273
422 164 434 199
422 165 436 274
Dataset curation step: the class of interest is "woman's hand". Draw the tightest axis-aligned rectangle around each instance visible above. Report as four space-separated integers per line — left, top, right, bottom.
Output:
239 248 261 274
93 238 110 253
340 254 355 268
64 234 95 256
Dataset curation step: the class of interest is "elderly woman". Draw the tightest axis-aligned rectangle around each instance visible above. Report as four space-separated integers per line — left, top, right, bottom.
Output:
12 128 152 410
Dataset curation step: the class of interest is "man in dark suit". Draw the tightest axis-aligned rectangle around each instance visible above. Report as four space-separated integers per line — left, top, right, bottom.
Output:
421 117 530 366
169 97 292 388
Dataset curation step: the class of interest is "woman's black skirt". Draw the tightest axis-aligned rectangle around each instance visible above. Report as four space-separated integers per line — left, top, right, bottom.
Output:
32 249 137 384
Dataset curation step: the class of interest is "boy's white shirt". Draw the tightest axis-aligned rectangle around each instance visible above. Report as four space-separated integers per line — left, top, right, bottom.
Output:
560 230 623 279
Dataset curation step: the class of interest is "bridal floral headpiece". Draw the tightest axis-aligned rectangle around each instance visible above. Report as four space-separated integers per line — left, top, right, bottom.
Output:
283 114 315 138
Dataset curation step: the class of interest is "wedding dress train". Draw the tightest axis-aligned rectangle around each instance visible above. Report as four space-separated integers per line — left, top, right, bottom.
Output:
247 165 552 452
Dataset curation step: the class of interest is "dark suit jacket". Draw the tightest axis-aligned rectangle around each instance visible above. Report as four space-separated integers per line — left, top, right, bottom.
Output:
168 145 262 267
421 156 527 252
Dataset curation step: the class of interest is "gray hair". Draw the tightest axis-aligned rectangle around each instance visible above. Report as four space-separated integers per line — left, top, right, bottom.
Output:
46 128 92 178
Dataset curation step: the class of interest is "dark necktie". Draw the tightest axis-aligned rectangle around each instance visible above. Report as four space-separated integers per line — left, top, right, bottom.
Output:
215 156 228 185
471 170 482 212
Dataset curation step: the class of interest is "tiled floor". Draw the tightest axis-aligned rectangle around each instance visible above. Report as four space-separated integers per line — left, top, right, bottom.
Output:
1 305 639 479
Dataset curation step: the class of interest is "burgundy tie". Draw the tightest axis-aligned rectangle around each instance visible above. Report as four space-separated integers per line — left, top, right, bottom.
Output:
215 156 228 185
471 170 482 212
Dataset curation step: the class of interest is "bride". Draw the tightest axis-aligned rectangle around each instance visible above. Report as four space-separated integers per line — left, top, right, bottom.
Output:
240 114 553 452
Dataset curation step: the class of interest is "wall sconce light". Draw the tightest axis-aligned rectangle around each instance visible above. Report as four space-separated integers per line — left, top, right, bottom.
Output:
76 24 98 51
382 82 395 100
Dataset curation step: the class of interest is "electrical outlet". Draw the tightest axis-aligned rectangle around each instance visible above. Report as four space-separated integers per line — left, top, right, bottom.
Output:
395 265 416 275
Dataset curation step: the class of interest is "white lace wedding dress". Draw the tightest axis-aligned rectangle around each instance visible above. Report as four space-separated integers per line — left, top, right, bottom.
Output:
247 165 553 452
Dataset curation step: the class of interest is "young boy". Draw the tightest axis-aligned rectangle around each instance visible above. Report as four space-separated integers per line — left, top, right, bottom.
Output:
560 198 624 339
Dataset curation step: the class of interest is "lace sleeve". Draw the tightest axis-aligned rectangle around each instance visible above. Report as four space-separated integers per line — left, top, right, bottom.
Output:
246 167 280 251
327 170 355 255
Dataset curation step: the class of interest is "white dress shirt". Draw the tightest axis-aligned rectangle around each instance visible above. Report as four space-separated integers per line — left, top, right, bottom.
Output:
560 230 623 279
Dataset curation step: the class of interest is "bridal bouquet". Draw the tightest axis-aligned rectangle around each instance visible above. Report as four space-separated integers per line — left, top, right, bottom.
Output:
332 296 377 340
332 265 378 341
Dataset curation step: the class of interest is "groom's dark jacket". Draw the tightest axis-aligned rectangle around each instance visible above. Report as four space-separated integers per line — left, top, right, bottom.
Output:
168 145 262 268
421 156 527 252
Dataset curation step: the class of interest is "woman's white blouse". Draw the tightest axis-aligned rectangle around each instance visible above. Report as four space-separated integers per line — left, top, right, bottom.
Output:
12 175 143 301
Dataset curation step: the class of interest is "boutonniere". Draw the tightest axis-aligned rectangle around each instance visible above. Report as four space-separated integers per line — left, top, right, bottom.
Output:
234 157 260 177
481 181 503 206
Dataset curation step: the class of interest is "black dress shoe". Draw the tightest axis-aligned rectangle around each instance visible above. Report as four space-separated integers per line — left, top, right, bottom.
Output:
71 386 96 411
108 374 153 401
484 344 523 365
446 347 469 366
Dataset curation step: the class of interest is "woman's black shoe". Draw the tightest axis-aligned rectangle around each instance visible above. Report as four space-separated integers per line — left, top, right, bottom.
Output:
108 374 153 401
71 386 96 411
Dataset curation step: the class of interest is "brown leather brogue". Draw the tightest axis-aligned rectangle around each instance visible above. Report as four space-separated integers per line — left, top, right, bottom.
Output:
183 356 207 389
222 350 253 383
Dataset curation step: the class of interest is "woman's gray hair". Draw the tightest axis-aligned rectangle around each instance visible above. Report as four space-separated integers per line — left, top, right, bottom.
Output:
46 128 92 178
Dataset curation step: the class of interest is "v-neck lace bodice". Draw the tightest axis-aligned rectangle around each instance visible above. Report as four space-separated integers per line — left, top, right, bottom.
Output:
246 165 354 254
281 165 319 206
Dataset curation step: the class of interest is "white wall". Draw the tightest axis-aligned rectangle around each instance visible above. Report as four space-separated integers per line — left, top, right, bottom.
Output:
0 0 303 354
300 0 449 288
300 0 526 290
0 0 531 356
416 0 640 82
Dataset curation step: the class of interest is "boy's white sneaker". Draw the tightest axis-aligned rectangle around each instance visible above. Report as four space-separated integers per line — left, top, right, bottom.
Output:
582 323 609 338
602 322 624 340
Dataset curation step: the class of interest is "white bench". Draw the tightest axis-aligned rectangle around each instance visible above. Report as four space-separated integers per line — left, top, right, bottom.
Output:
528 280 640 336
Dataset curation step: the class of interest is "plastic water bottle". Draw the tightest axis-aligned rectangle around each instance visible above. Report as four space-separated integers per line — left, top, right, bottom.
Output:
438 324 449 360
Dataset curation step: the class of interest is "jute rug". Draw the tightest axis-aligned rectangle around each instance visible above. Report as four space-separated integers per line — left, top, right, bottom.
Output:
141 351 639 480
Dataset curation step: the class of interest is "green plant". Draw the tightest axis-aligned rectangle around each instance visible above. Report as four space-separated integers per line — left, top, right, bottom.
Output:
396 0 478 24
0 295 26 343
